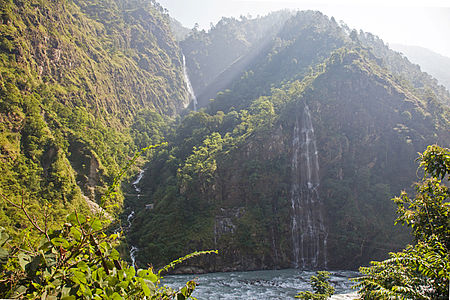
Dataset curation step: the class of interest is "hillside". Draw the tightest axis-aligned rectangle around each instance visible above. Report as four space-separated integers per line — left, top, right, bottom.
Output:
390 43 450 92
0 0 189 239
127 12 450 271
180 10 292 107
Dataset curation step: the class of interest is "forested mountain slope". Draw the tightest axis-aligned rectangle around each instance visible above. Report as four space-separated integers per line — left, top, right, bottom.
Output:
128 12 450 271
181 11 450 111
180 10 292 107
355 31 450 106
390 43 450 92
0 0 188 239
1 0 448 274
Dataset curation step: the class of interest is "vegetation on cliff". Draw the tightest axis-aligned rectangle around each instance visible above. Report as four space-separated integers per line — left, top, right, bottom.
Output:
0 0 188 241
0 142 217 298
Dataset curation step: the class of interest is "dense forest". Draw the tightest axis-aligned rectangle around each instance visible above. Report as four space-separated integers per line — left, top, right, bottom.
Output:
0 0 189 238
0 0 449 298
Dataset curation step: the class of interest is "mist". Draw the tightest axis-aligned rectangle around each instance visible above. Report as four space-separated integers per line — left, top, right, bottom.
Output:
160 0 450 58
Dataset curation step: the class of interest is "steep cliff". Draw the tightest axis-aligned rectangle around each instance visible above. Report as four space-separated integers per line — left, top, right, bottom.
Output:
0 0 188 238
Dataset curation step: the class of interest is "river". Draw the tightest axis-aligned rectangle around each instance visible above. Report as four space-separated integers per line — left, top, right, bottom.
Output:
161 269 359 299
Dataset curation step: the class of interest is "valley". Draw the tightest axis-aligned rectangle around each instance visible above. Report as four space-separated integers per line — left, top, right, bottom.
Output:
0 0 448 298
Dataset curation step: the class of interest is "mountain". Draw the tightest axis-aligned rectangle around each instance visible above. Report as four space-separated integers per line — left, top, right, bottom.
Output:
354 33 450 107
181 11 450 111
0 0 190 239
128 11 450 271
390 43 450 92
1 1 448 273
180 10 293 107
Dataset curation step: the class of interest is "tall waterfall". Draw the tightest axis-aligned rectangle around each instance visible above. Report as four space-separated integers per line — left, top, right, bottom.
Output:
182 54 198 111
290 104 327 269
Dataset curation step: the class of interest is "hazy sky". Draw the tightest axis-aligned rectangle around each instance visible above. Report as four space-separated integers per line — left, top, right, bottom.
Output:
158 0 450 58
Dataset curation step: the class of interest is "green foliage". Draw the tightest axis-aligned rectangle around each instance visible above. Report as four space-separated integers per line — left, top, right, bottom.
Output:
296 271 335 299
0 0 187 243
418 144 450 180
0 201 216 299
354 145 450 299
0 140 217 298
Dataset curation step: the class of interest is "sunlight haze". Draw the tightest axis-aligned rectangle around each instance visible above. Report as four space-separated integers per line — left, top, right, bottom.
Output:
159 0 450 57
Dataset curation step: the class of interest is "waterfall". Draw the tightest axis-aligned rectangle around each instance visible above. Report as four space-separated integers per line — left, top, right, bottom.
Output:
132 170 145 194
290 104 327 269
130 246 138 269
128 169 145 269
182 54 197 111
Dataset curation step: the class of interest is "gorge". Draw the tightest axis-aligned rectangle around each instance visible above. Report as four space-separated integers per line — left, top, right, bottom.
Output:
0 0 449 282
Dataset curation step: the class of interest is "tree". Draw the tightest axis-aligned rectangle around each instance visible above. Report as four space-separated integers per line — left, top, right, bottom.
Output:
354 145 449 299
296 271 335 299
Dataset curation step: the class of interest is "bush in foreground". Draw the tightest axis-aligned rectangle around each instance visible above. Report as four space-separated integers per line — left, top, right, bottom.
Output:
0 207 216 299
354 145 449 299
296 271 335 299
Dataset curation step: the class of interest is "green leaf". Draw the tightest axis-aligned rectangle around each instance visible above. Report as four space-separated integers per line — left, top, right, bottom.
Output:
117 280 129 289
111 292 123 300
0 227 10 246
125 266 136 278
70 227 82 241
66 213 77 224
91 219 102 231
138 269 158 283
72 270 87 284
51 237 70 249
0 247 9 264
138 278 151 297
67 213 86 224
77 261 89 272
18 253 31 271
109 249 120 260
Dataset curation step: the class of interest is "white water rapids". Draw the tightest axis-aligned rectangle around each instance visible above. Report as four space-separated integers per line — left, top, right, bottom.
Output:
162 269 359 299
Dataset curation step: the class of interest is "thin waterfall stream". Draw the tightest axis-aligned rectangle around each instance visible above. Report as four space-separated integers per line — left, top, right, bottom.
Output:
290 104 327 269
128 169 145 269
182 54 197 111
